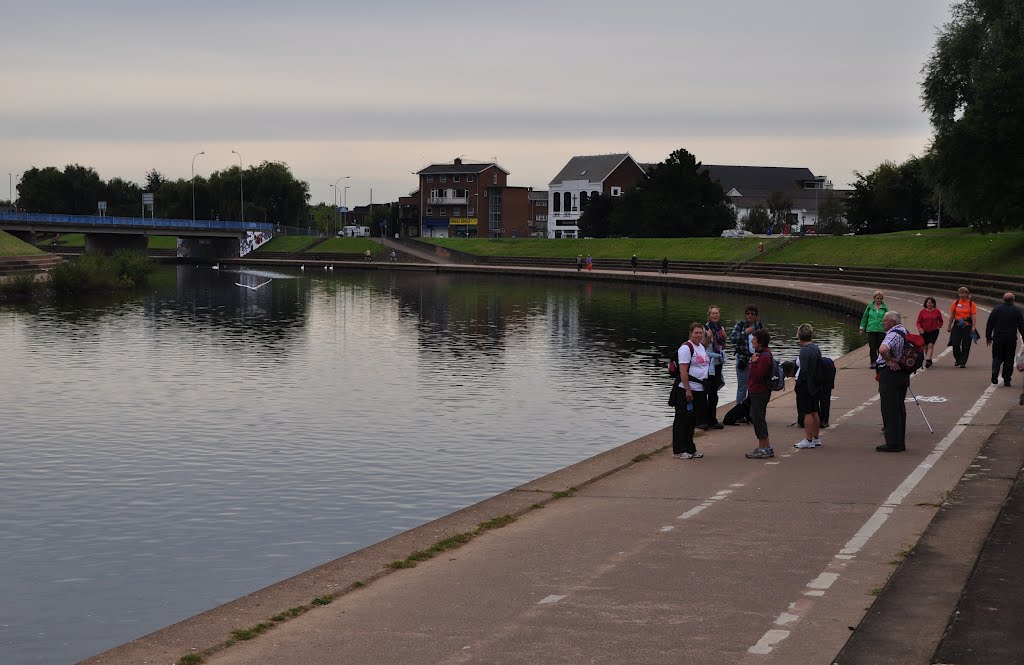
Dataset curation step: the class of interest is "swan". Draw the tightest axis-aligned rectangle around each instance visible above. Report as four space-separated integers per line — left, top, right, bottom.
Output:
299 265 305 270
235 280 272 291
328 265 334 270
212 263 220 270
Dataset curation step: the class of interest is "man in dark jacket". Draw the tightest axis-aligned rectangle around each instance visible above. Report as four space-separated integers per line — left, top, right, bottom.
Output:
986 292 1024 387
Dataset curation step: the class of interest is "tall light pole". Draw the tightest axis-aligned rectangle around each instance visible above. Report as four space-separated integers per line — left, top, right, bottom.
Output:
331 176 350 236
231 149 244 224
191 151 205 221
343 185 350 229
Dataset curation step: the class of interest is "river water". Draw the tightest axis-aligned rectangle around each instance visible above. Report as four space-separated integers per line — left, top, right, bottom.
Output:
0 265 860 664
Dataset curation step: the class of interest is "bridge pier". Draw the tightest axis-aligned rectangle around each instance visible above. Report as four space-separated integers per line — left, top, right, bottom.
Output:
84 234 148 254
176 236 240 260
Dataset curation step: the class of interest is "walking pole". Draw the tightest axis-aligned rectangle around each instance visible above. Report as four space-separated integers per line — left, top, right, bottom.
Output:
907 383 934 434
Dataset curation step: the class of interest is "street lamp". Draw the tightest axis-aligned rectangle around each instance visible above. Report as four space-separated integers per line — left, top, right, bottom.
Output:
191 151 205 221
343 186 350 229
230 149 244 224
330 176 350 236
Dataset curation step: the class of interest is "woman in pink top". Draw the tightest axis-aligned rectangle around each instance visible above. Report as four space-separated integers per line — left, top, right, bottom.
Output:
916 297 944 368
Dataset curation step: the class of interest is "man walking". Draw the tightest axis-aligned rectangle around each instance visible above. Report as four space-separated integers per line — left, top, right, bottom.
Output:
631 254 638 273
876 311 910 452
576 254 583 272
986 292 1024 387
730 304 763 403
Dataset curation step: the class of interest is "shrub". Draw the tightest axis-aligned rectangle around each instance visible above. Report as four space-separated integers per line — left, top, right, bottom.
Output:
50 251 154 294
0 273 41 299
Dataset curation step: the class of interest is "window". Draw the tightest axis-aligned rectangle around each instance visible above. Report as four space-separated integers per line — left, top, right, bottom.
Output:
453 175 460 182
492 174 497 184
440 175 447 182
440 207 447 215
611 186 622 197
563 192 571 212
552 195 560 213
454 188 467 198
467 175 474 182
580 191 589 208
426 175 433 182
426 207 433 215
453 208 460 216
468 207 475 215
592 190 599 200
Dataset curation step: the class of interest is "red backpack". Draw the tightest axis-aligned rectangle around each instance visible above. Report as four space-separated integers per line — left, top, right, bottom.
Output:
893 330 926 373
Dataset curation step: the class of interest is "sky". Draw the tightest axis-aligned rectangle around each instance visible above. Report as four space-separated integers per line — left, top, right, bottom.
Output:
1 0 954 208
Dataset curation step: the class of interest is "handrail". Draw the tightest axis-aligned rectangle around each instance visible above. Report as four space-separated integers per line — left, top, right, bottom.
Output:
0 211 274 232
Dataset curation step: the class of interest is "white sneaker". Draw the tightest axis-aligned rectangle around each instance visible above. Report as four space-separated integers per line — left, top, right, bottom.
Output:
674 452 694 459
794 439 817 449
811 437 822 447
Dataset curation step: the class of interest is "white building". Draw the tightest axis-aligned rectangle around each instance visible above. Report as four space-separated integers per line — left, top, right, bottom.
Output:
546 153 646 238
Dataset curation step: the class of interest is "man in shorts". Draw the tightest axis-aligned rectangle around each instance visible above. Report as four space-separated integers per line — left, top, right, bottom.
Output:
794 323 823 449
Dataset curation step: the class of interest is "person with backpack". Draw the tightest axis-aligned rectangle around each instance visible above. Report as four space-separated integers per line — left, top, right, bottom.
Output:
672 322 710 460
947 286 977 368
876 311 911 452
700 305 727 430
744 329 776 459
794 323 823 449
797 355 836 429
730 304 764 403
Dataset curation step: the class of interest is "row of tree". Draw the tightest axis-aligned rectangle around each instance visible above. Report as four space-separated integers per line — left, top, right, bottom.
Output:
9 162 311 227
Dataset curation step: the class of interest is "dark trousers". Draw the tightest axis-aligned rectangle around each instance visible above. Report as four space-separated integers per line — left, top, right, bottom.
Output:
992 336 1017 382
672 390 708 454
799 388 833 428
701 366 723 426
867 332 885 366
950 324 972 365
879 368 909 448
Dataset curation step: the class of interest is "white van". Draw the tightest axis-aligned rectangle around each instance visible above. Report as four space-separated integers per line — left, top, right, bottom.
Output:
339 225 371 237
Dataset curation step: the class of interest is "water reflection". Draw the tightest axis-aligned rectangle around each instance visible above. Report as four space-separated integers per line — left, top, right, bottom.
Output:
0 266 859 665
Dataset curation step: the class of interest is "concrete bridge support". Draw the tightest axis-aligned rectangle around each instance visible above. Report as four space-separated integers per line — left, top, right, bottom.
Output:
84 234 148 254
176 236 240 260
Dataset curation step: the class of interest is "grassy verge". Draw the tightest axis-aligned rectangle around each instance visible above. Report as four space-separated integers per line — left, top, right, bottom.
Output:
423 237 760 262
252 236 317 253
0 230 44 256
147 236 177 250
306 237 380 254
764 228 1024 274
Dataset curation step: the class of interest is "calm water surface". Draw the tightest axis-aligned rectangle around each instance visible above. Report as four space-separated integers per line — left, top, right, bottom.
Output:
0 266 860 664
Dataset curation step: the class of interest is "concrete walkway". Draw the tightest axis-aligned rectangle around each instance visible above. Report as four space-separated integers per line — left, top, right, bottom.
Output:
82 268 1024 665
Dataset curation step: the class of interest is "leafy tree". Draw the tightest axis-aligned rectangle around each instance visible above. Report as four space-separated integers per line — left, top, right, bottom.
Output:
741 204 772 234
815 192 848 235
922 0 1024 231
144 169 165 193
766 191 794 234
845 158 936 235
18 165 105 215
105 177 143 217
609 148 735 237
577 193 616 237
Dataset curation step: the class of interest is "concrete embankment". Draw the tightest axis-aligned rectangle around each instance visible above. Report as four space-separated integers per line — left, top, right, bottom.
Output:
82 268 1023 665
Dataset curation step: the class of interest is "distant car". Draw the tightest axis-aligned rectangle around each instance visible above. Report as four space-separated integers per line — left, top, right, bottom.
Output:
721 229 745 238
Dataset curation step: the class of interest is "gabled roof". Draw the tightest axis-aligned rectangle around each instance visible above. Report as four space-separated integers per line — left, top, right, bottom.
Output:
701 165 818 196
418 160 509 176
528 190 548 202
549 153 641 186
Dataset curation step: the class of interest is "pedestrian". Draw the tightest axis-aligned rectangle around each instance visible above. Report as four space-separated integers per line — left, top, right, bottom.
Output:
876 311 910 452
701 305 727 430
947 286 978 368
916 297 944 368
660 257 669 274
364 249 372 262
793 323 823 449
859 290 888 368
631 254 638 273
672 322 709 460
985 292 1024 387
389 249 398 262
744 328 775 459
730 304 763 403
576 254 583 272
586 254 593 271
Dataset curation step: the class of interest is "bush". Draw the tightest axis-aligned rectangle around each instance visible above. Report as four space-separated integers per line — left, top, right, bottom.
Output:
50 251 154 294
0 273 42 299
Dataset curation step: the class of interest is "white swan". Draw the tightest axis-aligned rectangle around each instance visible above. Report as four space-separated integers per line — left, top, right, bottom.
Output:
299 265 305 270
212 263 220 270
328 265 334 270
235 280 272 291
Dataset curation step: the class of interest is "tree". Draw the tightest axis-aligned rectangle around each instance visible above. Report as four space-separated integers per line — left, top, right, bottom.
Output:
922 0 1024 231
577 193 616 237
741 204 772 234
609 148 735 237
815 192 848 235
766 191 793 234
845 158 936 234
144 169 165 193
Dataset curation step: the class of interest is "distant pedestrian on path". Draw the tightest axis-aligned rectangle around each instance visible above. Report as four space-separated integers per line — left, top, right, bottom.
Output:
947 286 978 368
730 304 763 403
794 323 823 450
631 254 638 273
986 292 1024 387
745 328 775 459
576 254 583 272
660 257 668 274
586 254 593 271
916 297 944 368
672 322 709 460
859 290 888 368
876 311 910 452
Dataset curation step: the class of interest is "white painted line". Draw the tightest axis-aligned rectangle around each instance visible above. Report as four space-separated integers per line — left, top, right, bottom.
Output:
807 573 839 590
660 526 675 532
678 505 708 520
803 590 825 597
835 554 855 560
748 629 790 654
730 483 745 487
766 461 781 465
840 507 893 556
538 595 565 604
775 613 800 626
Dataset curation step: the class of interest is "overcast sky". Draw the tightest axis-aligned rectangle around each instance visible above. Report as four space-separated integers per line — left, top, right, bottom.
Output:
2 0 953 208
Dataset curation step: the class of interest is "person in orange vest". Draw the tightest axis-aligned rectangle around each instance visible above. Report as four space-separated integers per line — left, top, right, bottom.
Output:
946 286 978 368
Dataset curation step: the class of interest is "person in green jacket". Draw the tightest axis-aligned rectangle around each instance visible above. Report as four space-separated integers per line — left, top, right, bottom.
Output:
859 290 889 367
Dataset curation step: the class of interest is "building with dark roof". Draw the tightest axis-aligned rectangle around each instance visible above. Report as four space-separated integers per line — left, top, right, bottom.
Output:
414 158 511 238
547 153 645 238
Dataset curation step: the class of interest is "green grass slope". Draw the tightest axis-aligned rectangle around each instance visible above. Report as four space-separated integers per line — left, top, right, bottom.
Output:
0 230 44 256
423 237 761 262
305 237 380 254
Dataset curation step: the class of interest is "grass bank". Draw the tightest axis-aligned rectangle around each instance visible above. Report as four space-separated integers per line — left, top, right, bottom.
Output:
305 237 380 254
0 230 44 256
37 234 177 250
423 237 760 262
252 236 317 253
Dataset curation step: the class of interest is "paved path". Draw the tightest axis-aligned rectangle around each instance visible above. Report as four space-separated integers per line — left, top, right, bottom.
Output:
85 269 1024 665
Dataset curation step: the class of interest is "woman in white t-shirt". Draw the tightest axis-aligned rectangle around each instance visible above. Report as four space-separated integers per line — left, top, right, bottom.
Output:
672 322 710 459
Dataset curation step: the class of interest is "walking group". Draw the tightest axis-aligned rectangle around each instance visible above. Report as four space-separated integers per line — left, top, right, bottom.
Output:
669 287 1024 461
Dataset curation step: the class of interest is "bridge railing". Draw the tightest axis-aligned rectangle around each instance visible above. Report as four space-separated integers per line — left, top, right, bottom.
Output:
0 211 275 233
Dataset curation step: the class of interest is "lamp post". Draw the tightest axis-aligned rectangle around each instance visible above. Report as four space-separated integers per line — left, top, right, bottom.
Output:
230 149 244 224
330 176 350 237
343 186 350 229
191 151 205 221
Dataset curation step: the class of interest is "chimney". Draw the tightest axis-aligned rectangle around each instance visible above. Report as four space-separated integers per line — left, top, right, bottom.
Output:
454 158 462 166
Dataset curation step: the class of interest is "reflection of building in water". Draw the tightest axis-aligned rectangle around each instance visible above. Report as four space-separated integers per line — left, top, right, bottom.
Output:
545 290 582 350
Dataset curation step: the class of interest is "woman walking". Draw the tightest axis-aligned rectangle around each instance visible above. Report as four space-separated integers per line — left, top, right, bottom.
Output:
859 290 888 368
947 286 978 368
744 328 775 459
672 323 709 460
916 297 944 368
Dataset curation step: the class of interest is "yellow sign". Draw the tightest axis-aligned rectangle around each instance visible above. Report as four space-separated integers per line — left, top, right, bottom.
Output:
449 217 478 226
